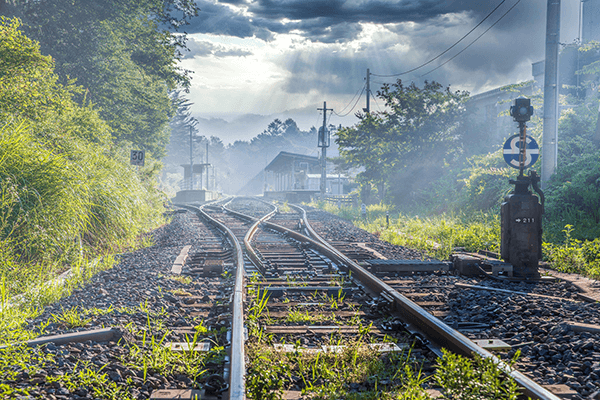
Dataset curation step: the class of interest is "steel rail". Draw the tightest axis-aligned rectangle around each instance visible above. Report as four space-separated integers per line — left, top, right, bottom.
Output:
224 203 278 276
290 204 561 400
175 202 246 400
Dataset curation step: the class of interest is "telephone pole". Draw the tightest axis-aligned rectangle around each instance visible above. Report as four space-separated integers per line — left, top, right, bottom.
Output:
365 68 371 113
189 126 194 190
541 0 560 187
206 142 209 191
317 101 333 199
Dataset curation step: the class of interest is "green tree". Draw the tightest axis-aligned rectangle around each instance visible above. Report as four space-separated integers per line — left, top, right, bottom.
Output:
7 0 199 158
0 17 163 268
336 80 469 203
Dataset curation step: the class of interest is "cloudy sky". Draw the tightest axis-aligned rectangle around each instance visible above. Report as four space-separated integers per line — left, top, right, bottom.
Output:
179 0 582 141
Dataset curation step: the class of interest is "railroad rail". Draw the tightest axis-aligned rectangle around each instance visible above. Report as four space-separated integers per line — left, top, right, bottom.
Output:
204 197 564 399
3 196 594 399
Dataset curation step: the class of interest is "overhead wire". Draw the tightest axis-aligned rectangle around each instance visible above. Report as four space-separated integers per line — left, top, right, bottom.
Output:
420 0 521 77
332 84 366 117
370 91 383 113
371 0 507 78
334 83 367 116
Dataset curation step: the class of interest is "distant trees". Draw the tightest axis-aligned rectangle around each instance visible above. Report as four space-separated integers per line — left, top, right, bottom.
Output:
335 80 469 204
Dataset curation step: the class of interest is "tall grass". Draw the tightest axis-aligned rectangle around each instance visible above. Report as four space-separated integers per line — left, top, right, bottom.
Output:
362 212 500 260
311 201 499 260
0 119 164 299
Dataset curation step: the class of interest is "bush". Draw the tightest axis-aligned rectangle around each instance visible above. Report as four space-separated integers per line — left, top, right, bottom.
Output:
543 226 600 278
544 150 600 242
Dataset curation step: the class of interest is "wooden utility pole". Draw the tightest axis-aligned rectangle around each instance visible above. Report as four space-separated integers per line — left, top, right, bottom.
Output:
317 101 333 198
366 68 371 113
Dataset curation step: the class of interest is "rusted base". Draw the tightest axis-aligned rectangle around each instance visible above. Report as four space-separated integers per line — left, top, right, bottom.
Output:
451 253 548 281
203 259 224 276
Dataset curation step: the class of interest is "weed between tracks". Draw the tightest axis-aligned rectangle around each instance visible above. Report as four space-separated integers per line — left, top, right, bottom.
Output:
246 277 526 400
0 265 230 399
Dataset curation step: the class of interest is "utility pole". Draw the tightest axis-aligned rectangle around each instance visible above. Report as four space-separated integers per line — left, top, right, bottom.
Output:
317 101 333 199
189 126 194 190
541 0 560 188
365 68 370 113
206 142 209 191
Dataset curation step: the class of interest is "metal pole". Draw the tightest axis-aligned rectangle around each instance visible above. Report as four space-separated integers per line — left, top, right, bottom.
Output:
519 122 527 177
541 0 560 187
189 126 194 190
317 101 332 199
321 102 327 198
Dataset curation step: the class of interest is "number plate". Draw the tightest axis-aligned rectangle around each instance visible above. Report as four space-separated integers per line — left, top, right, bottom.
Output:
130 150 145 166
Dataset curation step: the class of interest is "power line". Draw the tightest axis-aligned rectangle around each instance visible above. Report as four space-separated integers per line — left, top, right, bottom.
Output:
371 0 507 78
420 0 521 77
333 85 366 117
370 91 383 112
333 83 366 117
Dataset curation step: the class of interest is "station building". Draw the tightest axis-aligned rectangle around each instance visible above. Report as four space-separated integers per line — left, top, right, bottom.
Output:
238 151 352 202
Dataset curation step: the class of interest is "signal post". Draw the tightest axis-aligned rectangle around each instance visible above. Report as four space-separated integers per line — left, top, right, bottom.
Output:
500 97 544 279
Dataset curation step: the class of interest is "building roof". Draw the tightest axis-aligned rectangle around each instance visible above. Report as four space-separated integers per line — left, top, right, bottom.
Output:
264 151 320 172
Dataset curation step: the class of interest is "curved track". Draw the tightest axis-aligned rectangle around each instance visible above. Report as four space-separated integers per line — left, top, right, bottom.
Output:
198 198 562 400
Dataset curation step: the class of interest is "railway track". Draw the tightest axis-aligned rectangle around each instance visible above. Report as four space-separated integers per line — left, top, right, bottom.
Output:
3 196 598 399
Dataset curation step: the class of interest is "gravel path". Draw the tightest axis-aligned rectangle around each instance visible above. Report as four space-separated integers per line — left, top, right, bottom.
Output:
13 212 232 399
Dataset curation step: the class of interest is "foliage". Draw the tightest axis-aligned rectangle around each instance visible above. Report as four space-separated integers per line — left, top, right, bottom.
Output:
246 342 431 400
543 150 600 241
434 349 521 400
359 211 499 260
543 225 600 278
50 306 92 328
8 0 200 158
0 19 165 299
335 80 469 203
411 149 513 215
246 354 288 400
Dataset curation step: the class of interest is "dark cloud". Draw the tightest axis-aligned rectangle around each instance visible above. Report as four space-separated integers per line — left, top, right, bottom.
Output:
271 0 555 97
184 0 580 100
186 1 273 40
247 0 470 25
215 48 253 57
184 38 253 58
187 0 531 43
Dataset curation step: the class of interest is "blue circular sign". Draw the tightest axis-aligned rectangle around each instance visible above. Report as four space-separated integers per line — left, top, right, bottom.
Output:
502 134 539 169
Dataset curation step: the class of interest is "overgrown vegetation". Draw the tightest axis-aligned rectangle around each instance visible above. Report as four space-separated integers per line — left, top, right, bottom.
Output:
0 18 165 303
246 338 525 399
0 18 169 393
1 279 227 398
